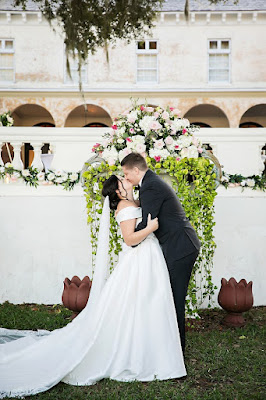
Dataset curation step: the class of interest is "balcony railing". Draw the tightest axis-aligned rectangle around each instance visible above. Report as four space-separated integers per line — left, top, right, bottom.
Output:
0 127 265 176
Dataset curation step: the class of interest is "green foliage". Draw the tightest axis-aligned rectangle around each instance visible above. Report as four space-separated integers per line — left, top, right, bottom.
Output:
83 156 217 315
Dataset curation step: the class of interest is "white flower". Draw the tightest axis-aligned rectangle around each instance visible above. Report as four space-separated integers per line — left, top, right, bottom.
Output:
139 115 155 134
37 172 45 181
177 135 192 149
70 173 79 182
93 182 99 193
60 173 68 182
55 176 64 183
180 148 189 159
162 111 169 120
135 143 146 154
241 180 247 187
127 110 138 123
12 171 20 179
5 162 13 168
181 118 190 128
154 139 165 150
165 136 174 146
47 172 55 181
7 115 14 124
246 178 255 187
0 166 5 173
22 169 30 177
102 146 118 165
149 148 170 161
117 138 124 144
187 145 199 159
118 148 132 162
132 135 145 144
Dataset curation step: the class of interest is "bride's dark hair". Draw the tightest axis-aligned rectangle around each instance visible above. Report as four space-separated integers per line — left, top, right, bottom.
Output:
102 175 121 210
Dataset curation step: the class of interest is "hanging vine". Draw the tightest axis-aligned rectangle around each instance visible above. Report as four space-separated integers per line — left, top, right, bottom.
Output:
82 156 217 316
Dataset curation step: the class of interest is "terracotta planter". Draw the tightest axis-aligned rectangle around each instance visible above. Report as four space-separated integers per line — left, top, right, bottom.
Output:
62 275 92 319
218 277 253 327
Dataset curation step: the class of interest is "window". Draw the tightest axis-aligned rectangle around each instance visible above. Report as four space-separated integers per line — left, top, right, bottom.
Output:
0 39 15 82
64 50 87 85
208 39 230 83
136 40 158 83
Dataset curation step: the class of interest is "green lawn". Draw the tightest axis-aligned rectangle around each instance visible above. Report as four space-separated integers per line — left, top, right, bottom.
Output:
0 302 265 400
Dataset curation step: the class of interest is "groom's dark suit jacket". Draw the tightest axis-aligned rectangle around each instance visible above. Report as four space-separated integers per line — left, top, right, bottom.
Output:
135 169 201 264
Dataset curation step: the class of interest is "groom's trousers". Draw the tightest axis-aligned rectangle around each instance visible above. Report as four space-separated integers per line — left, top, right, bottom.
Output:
167 249 199 356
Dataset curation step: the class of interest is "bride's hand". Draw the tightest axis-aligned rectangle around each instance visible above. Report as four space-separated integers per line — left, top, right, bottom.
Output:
147 213 159 233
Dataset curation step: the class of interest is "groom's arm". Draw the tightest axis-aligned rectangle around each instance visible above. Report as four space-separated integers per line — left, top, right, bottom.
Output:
135 184 164 232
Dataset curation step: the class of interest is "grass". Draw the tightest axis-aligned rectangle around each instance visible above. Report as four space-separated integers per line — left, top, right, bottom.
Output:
0 302 265 400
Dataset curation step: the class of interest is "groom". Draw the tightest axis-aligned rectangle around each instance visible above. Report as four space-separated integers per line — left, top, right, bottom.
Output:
121 153 201 356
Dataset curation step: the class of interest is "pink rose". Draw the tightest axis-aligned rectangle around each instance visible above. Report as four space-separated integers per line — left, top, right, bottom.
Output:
112 125 118 130
176 157 181 161
140 105 145 111
172 108 181 116
150 120 162 131
165 136 173 145
198 147 203 153
130 128 134 133
175 145 179 149
154 156 161 162
170 107 174 111
145 106 154 112
154 112 159 118
136 143 146 153
128 115 136 123
182 128 187 135
154 139 164 150
126 137 132 142
162 111 169 120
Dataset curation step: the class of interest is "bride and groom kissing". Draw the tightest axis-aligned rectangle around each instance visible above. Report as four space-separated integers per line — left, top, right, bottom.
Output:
0 153 201 398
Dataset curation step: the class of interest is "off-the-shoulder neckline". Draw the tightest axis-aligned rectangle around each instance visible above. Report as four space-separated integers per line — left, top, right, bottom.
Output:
116 206 141 219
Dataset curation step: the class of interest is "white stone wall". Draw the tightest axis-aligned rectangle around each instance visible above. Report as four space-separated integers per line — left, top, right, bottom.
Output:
0 184 265 307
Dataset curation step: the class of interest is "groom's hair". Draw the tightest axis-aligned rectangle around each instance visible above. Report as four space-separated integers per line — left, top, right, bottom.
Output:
121 153 147 171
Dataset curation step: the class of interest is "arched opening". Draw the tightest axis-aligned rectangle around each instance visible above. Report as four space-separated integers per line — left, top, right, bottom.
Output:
184 104 230 127
65 104 112 127
84 122 109 128
2 105 55 167
239 104 266 127
11 104 55 127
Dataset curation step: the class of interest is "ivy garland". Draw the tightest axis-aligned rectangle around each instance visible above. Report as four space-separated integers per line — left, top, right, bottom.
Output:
82 156 218 316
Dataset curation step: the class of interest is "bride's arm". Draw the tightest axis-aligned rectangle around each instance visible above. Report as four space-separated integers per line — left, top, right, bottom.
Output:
120 213 158 247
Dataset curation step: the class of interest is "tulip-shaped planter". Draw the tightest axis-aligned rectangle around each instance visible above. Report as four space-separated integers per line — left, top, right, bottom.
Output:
62 276 92 319
218 277 253 327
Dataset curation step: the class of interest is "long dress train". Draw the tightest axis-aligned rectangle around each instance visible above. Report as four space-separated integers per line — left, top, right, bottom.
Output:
0 200 186 398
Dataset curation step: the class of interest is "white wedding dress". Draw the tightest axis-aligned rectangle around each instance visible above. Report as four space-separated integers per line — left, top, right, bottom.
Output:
0 199 186 398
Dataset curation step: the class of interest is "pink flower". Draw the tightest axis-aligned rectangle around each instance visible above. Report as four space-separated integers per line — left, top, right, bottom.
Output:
150 120 162 131
154 156 161 162
129 128 134 133
162 111 169 120
198 147 203 153
172 108 181 116
128 115 136 123
182 128 187 135
154 112 159 118
112 125 118 130
170 107 174 111
145 106 154 112
165 136 173 145
175 145 179 149
154 139 164 149
140 105 145 111
136 143 146 153
126 137 132 142
176 157 181 161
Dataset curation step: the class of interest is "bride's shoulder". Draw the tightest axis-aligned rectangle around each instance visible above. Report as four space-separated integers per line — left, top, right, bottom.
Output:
115 201 140 219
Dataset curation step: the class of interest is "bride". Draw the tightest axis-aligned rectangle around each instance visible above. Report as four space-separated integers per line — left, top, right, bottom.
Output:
0 175 186 398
